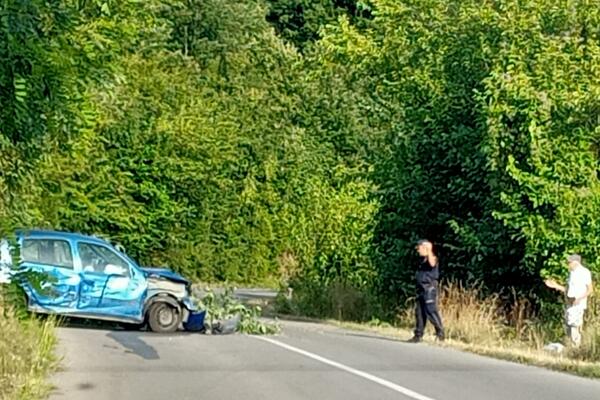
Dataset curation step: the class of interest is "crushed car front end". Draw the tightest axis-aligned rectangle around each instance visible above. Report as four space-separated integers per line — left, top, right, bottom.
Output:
141 268 205 331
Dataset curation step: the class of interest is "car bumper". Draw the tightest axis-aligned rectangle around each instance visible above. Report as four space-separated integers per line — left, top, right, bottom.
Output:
183 310 206 332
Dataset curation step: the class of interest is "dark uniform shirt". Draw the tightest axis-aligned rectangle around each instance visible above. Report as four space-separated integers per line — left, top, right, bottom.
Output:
416 258 439 293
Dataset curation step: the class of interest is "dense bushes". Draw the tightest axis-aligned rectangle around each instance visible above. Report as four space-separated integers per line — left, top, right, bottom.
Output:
0 0 375 287
309 0 600 302
1 0 599 317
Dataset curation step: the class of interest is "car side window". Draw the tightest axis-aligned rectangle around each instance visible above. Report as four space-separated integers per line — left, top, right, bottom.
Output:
22 239 74 269
78 243 130 277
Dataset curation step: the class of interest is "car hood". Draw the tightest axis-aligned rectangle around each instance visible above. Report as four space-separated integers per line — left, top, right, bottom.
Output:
141 267 189 285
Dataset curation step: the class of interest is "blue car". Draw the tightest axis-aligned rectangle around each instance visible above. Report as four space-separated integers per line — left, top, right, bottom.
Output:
0 230 204 333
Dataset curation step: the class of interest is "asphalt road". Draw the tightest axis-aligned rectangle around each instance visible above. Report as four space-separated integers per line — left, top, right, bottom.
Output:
50 320 600 400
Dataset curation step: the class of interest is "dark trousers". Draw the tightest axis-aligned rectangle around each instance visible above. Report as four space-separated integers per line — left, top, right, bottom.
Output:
414 288 444 338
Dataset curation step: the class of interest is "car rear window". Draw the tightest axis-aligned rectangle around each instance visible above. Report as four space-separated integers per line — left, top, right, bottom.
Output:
22 239 74 269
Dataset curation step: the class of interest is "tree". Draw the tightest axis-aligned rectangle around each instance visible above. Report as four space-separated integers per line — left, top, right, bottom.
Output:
265 0 372 51
312 0 600 301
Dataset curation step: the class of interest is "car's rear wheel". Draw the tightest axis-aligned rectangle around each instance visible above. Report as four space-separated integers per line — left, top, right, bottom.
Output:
147 302 181 333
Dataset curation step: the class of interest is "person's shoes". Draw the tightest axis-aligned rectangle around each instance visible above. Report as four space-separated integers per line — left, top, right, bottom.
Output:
435 335 445 342
406 336 422 343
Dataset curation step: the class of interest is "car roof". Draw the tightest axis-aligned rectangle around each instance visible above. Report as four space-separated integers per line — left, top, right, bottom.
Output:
18 230 111 246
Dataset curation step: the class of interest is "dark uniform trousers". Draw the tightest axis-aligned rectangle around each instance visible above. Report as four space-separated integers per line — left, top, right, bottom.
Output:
414 286 444 339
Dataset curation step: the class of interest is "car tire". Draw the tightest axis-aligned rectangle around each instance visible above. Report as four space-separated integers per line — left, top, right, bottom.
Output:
147 302 181 333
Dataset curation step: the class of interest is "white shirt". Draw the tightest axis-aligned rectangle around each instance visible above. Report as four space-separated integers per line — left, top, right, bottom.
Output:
567 264 592 309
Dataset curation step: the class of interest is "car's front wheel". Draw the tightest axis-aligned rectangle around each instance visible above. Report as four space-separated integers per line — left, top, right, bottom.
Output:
147 302 181 333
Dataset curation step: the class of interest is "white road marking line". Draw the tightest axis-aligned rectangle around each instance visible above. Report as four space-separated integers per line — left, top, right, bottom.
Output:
253 336 437 400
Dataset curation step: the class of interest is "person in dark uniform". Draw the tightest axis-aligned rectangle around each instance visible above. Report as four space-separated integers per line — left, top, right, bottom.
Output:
408 239 445 343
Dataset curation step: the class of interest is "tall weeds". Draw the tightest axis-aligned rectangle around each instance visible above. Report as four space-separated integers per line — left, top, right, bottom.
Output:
403 282 600 363
0 294 57 400
570 296 600 362
437 282 505 344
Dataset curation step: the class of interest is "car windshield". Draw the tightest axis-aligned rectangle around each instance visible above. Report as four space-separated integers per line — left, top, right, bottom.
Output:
97 239 140 268
114 246 140 268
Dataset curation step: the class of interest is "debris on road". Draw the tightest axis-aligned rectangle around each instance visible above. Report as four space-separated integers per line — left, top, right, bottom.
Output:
197 287 279 335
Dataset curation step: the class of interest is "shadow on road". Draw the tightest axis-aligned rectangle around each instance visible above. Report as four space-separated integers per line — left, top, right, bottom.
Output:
341 332 405 343
55 316 138 332
107 331 160 360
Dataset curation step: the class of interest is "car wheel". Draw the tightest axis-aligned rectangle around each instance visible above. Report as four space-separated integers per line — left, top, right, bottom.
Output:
147 302 181 333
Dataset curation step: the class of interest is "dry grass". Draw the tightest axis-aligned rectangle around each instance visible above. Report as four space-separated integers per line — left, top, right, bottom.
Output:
436 282 506 344
0 298 57 400
573 299 600 363
335 283 600 378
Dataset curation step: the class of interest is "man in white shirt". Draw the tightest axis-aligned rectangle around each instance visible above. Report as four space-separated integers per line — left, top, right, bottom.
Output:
545 254 594 347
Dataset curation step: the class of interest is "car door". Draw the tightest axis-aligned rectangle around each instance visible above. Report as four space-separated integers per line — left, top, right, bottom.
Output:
76 241 147 320
19 237 80 312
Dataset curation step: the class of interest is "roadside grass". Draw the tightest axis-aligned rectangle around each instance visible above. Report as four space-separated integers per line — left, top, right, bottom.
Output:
433 282 600 368
275 282 600 379
0 296 57 400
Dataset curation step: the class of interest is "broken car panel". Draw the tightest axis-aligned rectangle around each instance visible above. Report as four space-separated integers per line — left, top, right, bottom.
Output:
1 230 204 333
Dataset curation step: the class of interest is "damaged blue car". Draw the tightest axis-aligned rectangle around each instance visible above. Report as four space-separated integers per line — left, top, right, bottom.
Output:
0 230 205 333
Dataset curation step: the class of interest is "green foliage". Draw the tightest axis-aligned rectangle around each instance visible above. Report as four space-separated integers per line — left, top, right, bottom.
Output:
198 287 280 334
310 0 600 302
2 0 600 323
0 0 379 289
265 0 372 51
0 0 80 146
277 277 382 321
